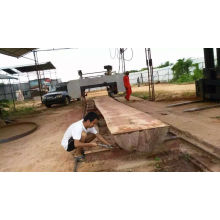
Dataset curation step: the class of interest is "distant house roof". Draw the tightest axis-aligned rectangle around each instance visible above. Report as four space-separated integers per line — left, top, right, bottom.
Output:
0 48 36 58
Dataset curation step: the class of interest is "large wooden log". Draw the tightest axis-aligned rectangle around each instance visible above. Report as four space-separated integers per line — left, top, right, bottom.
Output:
94 96 169 153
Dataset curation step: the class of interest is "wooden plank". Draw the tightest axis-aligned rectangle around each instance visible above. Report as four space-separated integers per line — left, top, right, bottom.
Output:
95 96 167 135
94 96 169 153
85 148 111 155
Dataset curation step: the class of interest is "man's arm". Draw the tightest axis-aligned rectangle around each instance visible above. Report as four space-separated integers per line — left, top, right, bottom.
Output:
95 133 111 146
74 140 97 148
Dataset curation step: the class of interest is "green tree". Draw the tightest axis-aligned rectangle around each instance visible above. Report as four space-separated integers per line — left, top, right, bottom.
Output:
172 58 193 81
192 63 203 80
139 67 148 72
157 61 173 68
128 70 139 73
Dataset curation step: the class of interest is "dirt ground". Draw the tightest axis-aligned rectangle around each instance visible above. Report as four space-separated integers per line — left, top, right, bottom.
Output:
77 143 202 172
87 83 195 96
0 102 83 171
1 82 220 172
0 98 204 172
0 123 36 140
87 83 196 101
132 83 195 93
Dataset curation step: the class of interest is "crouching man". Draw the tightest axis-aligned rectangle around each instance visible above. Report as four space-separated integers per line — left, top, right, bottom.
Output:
61 112 111 157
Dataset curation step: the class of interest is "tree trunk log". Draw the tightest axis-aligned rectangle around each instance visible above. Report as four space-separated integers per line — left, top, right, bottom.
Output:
94 96 169 153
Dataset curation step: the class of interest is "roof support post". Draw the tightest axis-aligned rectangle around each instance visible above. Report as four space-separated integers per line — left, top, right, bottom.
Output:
33 51 42 102
9 79 16 111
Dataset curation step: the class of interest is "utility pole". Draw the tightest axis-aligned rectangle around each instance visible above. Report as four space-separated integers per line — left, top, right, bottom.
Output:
145 48 155 101
120 48 127 73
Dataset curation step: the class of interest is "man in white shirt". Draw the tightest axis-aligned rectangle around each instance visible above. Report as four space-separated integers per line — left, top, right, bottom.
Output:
61 112 111 156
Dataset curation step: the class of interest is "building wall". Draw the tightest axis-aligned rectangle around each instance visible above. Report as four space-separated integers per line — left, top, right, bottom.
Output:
0 83 31 101
0 80 60 101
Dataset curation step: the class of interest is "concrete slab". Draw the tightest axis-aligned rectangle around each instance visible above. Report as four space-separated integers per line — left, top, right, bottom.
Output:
123 99 220 159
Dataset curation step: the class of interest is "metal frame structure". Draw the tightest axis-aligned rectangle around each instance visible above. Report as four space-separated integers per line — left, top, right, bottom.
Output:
0 61 58 103
111 48 155 101
196 48 220 101
0 74 18 110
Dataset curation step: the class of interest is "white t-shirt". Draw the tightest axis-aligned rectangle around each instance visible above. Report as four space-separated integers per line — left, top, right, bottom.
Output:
61 119 97 150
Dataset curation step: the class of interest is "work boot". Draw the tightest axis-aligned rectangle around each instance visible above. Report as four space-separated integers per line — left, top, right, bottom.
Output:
74 147 85 159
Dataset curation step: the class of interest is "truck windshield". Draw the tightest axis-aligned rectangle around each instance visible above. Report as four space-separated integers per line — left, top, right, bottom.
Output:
49 88 56 92
56 86 67 91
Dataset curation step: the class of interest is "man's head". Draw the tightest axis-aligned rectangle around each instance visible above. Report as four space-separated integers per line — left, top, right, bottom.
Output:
125 71 129 76
83 112 99 128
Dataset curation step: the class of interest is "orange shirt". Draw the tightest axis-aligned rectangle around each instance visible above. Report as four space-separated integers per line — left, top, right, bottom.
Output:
123 75 131 88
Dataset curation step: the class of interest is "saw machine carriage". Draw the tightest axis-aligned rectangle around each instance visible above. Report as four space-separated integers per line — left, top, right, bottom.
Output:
67 65 125 99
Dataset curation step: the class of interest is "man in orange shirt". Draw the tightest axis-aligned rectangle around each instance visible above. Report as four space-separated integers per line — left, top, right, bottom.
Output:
123 71 132 101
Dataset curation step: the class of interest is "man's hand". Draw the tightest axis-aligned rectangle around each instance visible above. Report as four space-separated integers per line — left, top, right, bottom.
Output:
90 143 98 148
96 134 111 146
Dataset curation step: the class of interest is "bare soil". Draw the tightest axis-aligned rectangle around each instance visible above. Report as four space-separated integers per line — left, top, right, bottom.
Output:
0 98 204 172
0 102 83 171
1 82 220 172
86 83 196 101
133 83 195 93
0 123 36 140
77 142 202 172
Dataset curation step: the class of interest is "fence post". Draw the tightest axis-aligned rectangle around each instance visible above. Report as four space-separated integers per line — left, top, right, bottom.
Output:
141 73 144 84
168 69 169 82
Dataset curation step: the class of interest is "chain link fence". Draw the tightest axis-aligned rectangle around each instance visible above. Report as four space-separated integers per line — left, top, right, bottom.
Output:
129 60 205 85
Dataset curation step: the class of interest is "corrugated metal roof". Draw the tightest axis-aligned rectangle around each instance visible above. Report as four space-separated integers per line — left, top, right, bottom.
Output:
0 74 18 80
1 68 17 75
15 62 56 72
0 48 36 58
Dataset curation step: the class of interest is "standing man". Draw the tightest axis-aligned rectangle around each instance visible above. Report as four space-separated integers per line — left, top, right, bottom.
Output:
137 77 140 87
61 112 111 156
123 71 132 101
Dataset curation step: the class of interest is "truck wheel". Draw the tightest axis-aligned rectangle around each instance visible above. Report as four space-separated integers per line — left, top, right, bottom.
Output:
46 104 51 108
65 97 70 105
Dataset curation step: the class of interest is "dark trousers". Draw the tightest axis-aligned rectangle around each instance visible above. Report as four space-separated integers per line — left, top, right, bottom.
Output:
67 137 75 152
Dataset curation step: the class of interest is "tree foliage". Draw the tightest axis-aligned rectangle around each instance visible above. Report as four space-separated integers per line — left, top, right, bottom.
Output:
192 63 203 80
157 61 173 68
128 70 139 73
171 58 193 81
171 58 203 83
140 67 148 72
